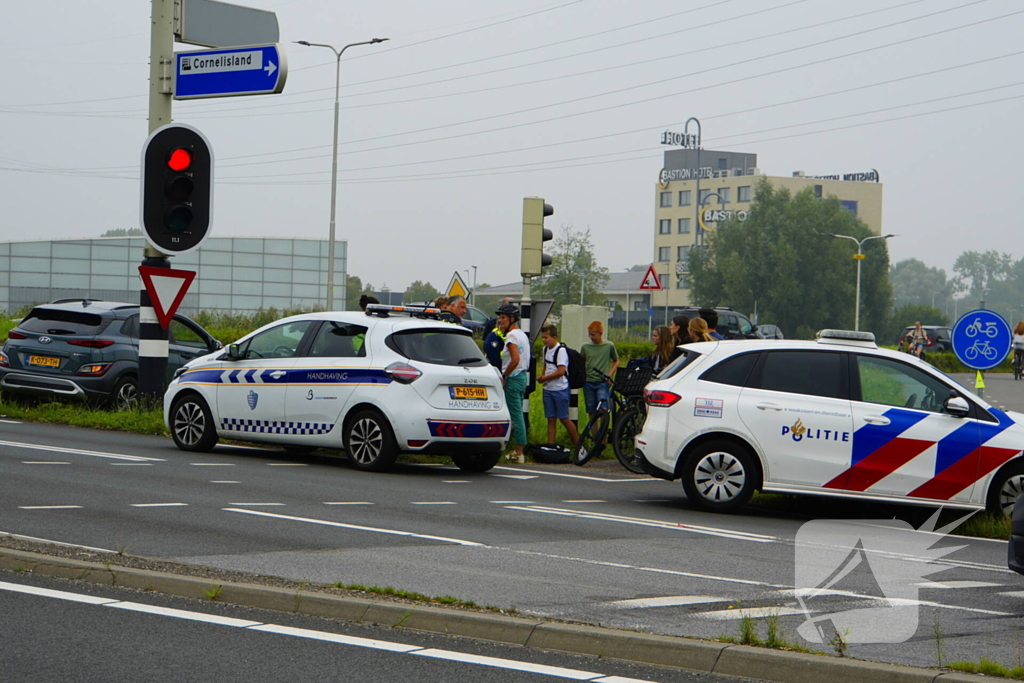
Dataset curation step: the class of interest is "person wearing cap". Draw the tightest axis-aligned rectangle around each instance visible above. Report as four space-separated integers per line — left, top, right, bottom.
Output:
496 304 530 460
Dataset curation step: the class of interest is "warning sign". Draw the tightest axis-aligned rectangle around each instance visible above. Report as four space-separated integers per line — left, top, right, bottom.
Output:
639 264 662 291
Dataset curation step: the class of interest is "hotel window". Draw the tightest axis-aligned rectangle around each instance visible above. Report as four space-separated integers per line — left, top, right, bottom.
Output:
678 190 691 206
718 158 727 170
738 185 751 202
677 276 687 288
698 188 711 205
678 218 690 234
658 247 670 262
658 219 671 235
718 187 731 204
660 191 672 207
677 245 690 261
814 184 823 198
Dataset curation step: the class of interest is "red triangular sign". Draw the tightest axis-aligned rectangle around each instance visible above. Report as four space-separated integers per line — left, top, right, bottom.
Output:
639 264 662 290
138 266 196 329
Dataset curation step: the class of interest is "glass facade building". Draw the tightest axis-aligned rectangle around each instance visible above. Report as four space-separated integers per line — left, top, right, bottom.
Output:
0 237 347 315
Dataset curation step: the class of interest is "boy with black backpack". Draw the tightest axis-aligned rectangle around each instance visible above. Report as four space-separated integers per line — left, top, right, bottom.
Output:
538 324 580 446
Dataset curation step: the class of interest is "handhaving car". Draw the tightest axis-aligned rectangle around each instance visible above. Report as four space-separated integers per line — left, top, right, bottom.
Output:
898 325 952 353
164 304 511 473
0 299 220 408
636 329 1024 515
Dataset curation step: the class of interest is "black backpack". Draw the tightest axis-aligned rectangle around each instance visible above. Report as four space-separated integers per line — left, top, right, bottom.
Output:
556 343 587 390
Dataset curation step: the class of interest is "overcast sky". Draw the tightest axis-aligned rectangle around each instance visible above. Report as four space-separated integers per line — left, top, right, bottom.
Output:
4 0 1022 292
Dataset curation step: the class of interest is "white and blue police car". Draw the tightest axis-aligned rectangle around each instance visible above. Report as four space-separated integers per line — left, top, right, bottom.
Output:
164 304 510 472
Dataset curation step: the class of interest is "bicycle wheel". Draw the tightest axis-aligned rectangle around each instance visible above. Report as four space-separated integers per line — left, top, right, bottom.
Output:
572 411 609 466
612 406 648 474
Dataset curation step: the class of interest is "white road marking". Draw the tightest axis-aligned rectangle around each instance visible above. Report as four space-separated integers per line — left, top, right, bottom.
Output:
699 606 808 620
562 499 607 504
130 503 189 508
411 502 457 505
508 506 776 543
323 502 374 506
0 531 115 553
190 463 235 466
442 480 471 484
0 419 22 424
21 461 70 465
267 463 308 467
491 474 539 480
210 481 241 484
633 499 673 503
0 440 163 462
110 463 153 467
1 582 648 680
493 466 658 483
771 588 857 598
229 503 285 507
489 501 534 504
17 505 83 510
1000 591 1024 599
916 580 1003 589
224 508 484 547
607 596 728 609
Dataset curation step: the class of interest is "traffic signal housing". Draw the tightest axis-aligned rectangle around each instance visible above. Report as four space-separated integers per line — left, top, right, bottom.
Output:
520 197 554 277
141 123 213 254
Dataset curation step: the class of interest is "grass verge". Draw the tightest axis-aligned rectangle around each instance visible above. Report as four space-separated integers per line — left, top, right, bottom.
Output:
330 581 514 613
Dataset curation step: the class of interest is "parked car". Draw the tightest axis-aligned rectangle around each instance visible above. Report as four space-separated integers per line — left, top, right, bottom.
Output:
673 307 763 340
636 329 1024 515
164 304 510 472
898 325 952 353
757 324 784 340
0 299 220 408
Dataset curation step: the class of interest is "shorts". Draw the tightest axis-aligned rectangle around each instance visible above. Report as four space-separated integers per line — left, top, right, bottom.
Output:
543 387 570 420
583 380 610 414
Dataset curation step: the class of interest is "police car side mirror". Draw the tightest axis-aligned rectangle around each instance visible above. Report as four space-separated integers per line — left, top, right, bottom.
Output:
224 343 242 361
944 395 970 418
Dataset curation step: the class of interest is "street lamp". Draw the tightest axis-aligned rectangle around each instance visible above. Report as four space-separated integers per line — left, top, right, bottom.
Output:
829 232 897 331
295 37 389 311
470 265 478 306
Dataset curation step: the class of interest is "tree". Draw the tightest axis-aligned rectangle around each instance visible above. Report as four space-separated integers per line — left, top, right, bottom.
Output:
952 250 1013 302
404 280 439 305
891 304 948 330
533 225 609 316
890 259 953 310
100 228 143 237
687 181 893 339
626 264 650 272
345 275 365 311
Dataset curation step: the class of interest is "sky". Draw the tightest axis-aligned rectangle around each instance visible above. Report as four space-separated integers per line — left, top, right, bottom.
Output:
4 0 1023 293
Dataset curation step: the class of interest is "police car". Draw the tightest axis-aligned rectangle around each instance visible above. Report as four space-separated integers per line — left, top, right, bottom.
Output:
636 330 1024 515
164 305 510 473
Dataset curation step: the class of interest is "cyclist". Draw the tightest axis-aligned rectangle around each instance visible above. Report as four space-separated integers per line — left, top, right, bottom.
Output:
581 321 619 421
907 321 928 359
1014 321 1024 368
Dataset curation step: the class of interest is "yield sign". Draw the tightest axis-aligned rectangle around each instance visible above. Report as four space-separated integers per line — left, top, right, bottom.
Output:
139 266 196 329
446 271 470 298
639 264 663 290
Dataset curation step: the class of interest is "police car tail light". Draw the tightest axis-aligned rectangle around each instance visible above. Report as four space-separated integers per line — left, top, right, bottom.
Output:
68 339 116 348
386 361 422 384
7 331 26 340
76 363 111 376
644 389 681 407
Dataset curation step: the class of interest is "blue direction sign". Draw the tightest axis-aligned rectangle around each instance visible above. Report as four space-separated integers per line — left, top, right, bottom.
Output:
951 308 1012 370
173 44 287 100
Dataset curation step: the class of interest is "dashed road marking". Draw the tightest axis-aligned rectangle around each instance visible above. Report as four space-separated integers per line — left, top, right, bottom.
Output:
22 461 70 465
999 591 1024 599
210 481 241 484
110 463 154 467
0 419 22 424
918 580 1004 589
442 480 472 484
323 502 374 505
229 502 285 507
17 505 83 510
0 440 163 462
267 463 308 467
489 500 534 504
130 503 189 508
190 463 235 466
411 502 457 505
490 474 539 480
562 499 607 503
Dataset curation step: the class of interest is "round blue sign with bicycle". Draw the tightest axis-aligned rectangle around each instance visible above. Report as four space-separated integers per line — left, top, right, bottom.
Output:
951 309 1012 370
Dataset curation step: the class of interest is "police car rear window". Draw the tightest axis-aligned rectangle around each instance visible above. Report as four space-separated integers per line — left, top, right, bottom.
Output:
388 329 487 367
19 308 107 335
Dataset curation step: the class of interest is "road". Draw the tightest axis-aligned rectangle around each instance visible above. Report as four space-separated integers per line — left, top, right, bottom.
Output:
0 571 740 683
2 416 1024 670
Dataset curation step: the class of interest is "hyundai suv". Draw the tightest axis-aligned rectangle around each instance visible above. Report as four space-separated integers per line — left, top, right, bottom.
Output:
636 330 1024 515
0 299 220 408
164 304 511 473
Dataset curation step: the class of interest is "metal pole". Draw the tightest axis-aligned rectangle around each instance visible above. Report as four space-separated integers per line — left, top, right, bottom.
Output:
520 275 532 465
854 246 863 331
471 265 477 306
326 50 341 310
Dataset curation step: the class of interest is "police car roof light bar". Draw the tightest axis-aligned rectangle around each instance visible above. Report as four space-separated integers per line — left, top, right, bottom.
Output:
364 303 443 320
816 329 877 347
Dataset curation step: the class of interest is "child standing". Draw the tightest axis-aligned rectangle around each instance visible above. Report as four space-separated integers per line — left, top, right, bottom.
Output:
537 325 579 446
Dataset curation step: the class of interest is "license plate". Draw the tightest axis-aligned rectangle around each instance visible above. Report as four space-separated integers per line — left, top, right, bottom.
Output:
27 355 60 368
450 386 487 400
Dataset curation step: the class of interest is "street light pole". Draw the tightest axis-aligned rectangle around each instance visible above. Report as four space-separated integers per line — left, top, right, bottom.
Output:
471 265 478 306
295 37 389 310
830 233 896 331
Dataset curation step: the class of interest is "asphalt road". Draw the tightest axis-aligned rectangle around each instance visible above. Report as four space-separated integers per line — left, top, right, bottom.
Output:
2 418 1024 670
0 572 744 683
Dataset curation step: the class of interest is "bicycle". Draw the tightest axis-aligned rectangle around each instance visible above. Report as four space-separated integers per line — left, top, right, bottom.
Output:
571 366 653 472
1014 348 1024 381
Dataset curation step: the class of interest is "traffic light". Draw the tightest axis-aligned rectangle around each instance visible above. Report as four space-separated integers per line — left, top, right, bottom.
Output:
520 197 554 277
141 123 213 254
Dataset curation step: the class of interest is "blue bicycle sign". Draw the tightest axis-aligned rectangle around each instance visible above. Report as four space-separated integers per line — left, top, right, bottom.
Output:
951 309 1011 370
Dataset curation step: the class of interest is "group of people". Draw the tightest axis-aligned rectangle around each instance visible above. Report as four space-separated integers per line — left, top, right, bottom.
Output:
647 307 726 370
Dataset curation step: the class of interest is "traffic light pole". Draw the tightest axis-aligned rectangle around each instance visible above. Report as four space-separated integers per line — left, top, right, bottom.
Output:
519 275 533 464
141 0 176 404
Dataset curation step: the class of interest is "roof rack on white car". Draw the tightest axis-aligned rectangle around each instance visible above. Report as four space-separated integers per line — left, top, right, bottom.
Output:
816 329 877 348
364 303 445 320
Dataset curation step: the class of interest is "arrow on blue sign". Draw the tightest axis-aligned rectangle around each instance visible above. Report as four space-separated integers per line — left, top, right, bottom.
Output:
173 44 287 100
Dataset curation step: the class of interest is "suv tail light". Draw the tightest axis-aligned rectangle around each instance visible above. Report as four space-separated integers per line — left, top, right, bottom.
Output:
77 363 112 376
0 352 8 368
68 339 115 348
7 330 27 340
645 389 681 407
385 361 422 384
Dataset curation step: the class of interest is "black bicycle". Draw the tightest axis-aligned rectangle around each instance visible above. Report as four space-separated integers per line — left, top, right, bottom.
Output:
1014 348 1024 381
571 366 652 472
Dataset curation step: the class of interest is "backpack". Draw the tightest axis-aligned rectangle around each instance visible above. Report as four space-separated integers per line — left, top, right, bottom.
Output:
558 343 587 390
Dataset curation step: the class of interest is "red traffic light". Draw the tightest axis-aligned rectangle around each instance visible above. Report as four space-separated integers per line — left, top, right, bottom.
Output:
167 148 193 172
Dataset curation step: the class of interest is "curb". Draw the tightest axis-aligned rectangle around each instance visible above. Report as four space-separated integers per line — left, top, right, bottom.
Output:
0 547 991 683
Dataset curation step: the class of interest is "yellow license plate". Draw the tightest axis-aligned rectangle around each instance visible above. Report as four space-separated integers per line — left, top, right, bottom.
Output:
27 355 60 368
450 386 487 400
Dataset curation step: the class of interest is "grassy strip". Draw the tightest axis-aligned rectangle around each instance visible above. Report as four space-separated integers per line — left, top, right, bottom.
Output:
0 398 166 434
330 581 514 613
947 659 1024 678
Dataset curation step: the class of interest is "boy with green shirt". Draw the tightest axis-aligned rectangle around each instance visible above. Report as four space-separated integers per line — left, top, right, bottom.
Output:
581 320 619 418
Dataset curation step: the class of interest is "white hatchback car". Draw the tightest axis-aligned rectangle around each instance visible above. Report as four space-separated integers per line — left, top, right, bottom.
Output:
164 305 510 472
637 330 1024 515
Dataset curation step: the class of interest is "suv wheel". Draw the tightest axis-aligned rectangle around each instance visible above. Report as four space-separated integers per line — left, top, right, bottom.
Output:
111 375 138 410
681 440 758 513
170 393 218 452
344 409 399 472
451 452 501 473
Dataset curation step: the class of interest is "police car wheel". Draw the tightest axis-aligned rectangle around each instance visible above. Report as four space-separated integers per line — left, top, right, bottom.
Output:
452 452 501 473
170 394 218 452
345 409 399 472
987 460 1024 516
681 440 757 513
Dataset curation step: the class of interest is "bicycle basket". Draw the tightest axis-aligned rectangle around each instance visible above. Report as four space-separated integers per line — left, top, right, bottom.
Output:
614 365 655 396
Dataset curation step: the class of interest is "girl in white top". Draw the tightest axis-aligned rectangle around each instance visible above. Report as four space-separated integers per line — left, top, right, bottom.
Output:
496 305 530 460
